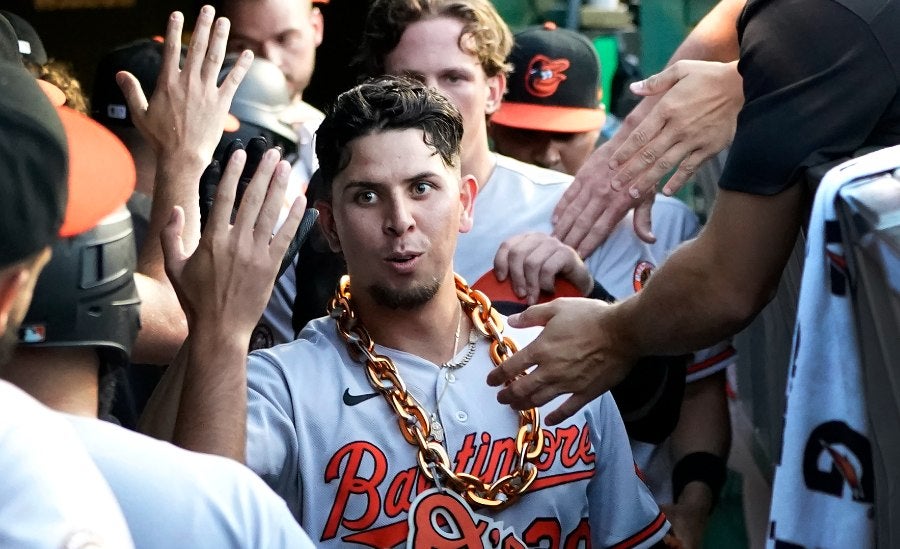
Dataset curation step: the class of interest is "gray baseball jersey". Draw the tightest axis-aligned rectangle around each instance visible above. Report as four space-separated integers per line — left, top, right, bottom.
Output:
455 155 658 301
68 416 315 549
245 316 670 548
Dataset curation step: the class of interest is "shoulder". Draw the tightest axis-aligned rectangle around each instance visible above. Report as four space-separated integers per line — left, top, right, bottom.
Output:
493 154 573 187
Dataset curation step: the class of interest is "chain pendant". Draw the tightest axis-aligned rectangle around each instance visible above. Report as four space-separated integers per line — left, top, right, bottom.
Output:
327 273 544 510
430 414 445 442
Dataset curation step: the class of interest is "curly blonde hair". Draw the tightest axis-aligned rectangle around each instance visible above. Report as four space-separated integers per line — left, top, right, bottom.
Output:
358 0 513 79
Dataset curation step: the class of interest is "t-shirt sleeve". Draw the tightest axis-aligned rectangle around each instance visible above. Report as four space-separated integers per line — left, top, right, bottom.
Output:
720 0 900 195
246 350 303 520
586 393 671 548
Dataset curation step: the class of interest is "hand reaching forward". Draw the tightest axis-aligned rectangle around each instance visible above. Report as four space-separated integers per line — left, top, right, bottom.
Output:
493 232 593 306
552 60 742 257
117 5 252 166
485 298 638 425
161 147 306 337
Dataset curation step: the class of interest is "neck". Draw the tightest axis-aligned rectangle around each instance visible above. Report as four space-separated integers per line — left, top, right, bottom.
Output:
349 272 469 366
3 347 100 417
462 138 497 192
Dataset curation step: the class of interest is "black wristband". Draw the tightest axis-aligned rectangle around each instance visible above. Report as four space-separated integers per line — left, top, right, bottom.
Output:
588 279 616 303
671 451 727 511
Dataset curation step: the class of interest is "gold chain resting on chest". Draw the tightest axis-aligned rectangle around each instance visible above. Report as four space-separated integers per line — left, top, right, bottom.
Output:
327 273 544 509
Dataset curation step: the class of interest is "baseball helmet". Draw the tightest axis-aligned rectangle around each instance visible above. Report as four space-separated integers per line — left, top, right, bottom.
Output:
217 55 298 159
18 206 141 370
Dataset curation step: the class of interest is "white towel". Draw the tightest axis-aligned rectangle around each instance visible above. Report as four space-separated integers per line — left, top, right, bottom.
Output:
767 146 900 548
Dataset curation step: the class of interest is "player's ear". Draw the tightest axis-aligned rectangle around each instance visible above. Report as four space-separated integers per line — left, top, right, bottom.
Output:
458 175 477 234
314 199 342 253
0 247 50 334
309 6 324 48
484 72 505 115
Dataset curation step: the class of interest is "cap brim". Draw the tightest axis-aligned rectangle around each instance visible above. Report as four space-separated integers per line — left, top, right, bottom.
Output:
472 269 582 306
492 102 606 133
57 106 136 237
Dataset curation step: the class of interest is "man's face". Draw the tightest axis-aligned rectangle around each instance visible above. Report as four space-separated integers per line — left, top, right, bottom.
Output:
318 128 475 310
225 0 323 99
383 17 504 173
490 124 600 176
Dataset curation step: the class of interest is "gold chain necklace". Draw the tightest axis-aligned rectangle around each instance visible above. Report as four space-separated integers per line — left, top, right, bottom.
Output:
327 273 544 509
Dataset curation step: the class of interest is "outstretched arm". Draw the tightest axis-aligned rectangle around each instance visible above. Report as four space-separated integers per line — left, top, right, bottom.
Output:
489 184 806 425
552 0 746 257
121 6 252 363
165 149 305 460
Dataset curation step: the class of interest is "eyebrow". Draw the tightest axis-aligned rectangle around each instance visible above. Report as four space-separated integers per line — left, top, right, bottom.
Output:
342 171 442 191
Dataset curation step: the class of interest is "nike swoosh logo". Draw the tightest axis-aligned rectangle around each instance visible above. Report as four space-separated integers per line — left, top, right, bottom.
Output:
343 388 381 406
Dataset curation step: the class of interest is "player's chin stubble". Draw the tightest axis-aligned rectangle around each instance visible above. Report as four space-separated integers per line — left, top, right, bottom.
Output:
369 277 441 310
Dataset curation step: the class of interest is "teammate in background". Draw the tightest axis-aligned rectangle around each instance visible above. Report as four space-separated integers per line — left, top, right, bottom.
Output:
4 140 315 549
352 0 697 445
219 0 334 345
490 23 732 548
221 0 325 187
357 0 655 312
146 75 670 548
552 0 746 256
0 49 133 548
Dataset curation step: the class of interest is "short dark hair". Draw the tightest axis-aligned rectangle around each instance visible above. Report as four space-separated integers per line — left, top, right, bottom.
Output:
315 75 464 197
357 0 512 79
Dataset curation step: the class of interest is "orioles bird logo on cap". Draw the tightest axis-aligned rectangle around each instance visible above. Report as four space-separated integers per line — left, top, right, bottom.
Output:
524 54 570 98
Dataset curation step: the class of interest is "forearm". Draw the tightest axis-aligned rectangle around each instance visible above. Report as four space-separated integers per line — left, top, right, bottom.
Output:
138 156 206 279
172 324 249 462
673 373 730 459
612 186 805 356
138 339 189 441
668 0 745 64
671 372 731 508
131 273 188 364
131 156 206 364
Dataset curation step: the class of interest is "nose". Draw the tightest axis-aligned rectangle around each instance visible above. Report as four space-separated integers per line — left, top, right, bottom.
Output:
261 42 283 69
535 142 562 170
383 196 416 236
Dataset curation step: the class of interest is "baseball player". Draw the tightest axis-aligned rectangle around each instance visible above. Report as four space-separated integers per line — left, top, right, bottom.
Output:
151 76 671 548
253 0 660 348
8 194 315 548
0 40 133 547
490 23 734 546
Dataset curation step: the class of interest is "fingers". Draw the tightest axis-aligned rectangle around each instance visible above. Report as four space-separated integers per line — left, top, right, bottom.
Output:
662 151 702 196
208 149 246 234
551 177 583 226
632 199 656 244
607 115 668 189
233 148 282 232
573 202 628 258
545 392 598 426
622 140 693 200
253 160 293 243
116 71 149 129
270 197 309 262
183 5 215 77
158 11 185 84
628 63 683 98
486 340 537 387
559 194 604 253
217 50 254 102
200 16 231 82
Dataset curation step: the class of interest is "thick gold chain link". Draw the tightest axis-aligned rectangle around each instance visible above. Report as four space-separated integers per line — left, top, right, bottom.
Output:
327 273 544 508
